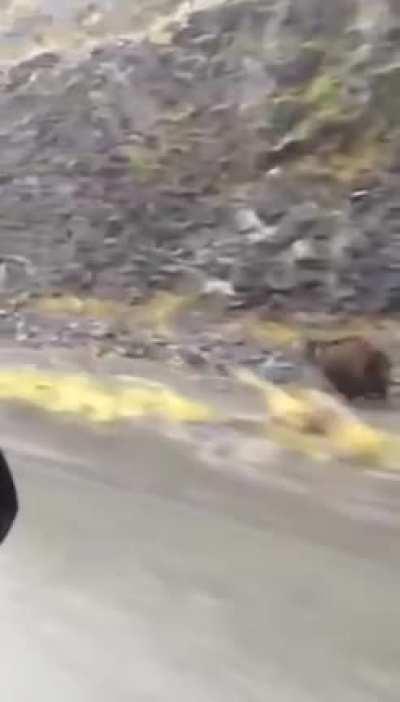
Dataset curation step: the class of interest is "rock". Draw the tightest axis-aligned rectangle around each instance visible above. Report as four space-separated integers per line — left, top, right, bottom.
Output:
296 267 332 290
269 97 308 137
203 279 235 297
122 343 149 360
372 64 400 127
234 208 264 234
89 322 115 341
0 0 396 318
331 226 370 269
271 43 325 88
197 279 236 320
6 51 60 91
290 202 332 236
257 353 300 384
0 257 34 293
169 267 206 295
0 315 17 337
292 238 329 266
180 347 208 368
247 226 278 245
330 282 358 307
264 253 297 292
349 189 370 210
231 259 266 293
256 202 328 254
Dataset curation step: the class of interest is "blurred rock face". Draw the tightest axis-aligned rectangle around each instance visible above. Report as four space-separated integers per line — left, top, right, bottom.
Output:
0 0 399 314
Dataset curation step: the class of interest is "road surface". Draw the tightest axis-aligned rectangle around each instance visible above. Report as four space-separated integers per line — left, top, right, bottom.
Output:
0 405 399 701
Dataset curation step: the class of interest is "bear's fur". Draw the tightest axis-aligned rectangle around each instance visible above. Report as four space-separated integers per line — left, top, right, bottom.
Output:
304 336 391 402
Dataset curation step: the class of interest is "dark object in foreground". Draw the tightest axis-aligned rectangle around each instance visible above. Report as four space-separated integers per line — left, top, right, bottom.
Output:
305 336 391 402
0 449 18 544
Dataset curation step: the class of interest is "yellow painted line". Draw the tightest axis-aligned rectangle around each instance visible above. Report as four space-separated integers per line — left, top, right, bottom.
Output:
0 365 398 470
234 367 400 468
0 368 218 424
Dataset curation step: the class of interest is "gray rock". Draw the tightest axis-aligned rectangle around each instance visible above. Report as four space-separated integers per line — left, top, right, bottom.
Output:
331 226 370 269
269 97 308 137
271 43 325 88
372 63 400 127
261 202 330 254
290 202 331 236
0 0 396 318
292 238 329 266
296 267 332 288
247 225 278 244
257 353 299 384
180 347 208 368
0 256 34 293
203 279 235 297
89 322 115 341
264 254 297 292
234 208 264 234
169 268 206 295
231 259 266 292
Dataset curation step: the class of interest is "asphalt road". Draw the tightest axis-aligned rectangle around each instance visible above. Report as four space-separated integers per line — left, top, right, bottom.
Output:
0 408 400 701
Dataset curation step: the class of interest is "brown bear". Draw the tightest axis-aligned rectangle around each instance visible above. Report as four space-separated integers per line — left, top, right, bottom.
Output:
304 335 391 402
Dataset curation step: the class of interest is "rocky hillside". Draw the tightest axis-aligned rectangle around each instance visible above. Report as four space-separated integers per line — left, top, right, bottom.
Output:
1 0 400 314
